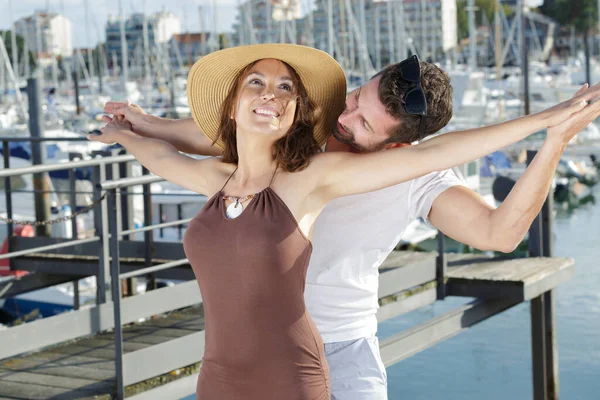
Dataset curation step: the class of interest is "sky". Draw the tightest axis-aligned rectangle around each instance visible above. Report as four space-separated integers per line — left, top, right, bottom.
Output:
0 0 241 48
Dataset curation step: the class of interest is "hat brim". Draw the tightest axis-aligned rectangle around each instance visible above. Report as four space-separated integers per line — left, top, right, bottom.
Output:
187 44 347 149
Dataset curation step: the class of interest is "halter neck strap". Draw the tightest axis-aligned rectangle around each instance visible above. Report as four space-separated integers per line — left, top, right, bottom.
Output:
220 166 238 192
220 164 278 193
268 164 279 187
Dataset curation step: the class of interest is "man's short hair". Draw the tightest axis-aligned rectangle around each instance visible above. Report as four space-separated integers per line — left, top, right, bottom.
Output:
377 60 453 144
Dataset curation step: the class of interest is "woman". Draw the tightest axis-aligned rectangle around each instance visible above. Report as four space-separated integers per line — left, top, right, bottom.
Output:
90 44 596 399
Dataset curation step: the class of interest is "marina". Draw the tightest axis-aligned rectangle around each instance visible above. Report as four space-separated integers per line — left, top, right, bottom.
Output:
1 0 600 399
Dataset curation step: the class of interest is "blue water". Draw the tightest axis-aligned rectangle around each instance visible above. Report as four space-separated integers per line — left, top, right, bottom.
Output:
380 185 600 400
183 186 600 399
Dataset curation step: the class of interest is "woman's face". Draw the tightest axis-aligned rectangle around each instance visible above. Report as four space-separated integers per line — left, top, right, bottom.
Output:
233 59 298 141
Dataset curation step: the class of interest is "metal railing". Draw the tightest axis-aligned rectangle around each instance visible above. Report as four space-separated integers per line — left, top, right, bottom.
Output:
0 142 450 398
0 145 202 398
99 174 194 397
0 145 563 400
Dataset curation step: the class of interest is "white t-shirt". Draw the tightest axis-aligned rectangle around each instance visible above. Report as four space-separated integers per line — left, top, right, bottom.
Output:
304 169 464 343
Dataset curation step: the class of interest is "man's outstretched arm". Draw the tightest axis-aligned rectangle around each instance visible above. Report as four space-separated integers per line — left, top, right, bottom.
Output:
103 102 222 156
429 86 593 253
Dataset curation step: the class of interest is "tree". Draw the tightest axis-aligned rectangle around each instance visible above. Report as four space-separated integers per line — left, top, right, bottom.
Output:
0 31 36 72
456 0 513 42
543 0 598 84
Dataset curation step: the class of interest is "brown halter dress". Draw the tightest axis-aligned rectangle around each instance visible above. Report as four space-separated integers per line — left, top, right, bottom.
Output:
183 166 330 399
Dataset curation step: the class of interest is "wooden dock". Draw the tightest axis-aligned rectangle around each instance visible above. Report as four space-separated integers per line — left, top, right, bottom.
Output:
0 305 205 399
0 251 574 399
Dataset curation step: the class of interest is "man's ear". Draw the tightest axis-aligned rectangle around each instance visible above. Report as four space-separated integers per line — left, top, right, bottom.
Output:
384 142 411 150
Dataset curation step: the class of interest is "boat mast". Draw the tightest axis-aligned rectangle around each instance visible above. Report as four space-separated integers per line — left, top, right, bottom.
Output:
8 0 19 83
84 0 94 78
0 38 27 119
327 0 334 55
386 0 395 63
118 0 129 91
143 0 151 84
495 0 503 119
468 0 477 69
374 2 381 70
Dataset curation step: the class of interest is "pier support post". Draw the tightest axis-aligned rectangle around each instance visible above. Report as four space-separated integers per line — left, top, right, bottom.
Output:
436 231 446 300
527 150 559 400
3 141 14 245
27 77 51 237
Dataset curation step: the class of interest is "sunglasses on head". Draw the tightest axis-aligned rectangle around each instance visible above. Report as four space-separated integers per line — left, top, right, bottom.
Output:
398 55 427 141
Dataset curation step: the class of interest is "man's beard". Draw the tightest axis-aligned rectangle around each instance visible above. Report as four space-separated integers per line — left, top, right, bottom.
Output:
332 126 384 153
332 126 364 151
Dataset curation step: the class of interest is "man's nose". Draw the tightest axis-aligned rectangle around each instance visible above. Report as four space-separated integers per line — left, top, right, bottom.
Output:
338 107 355 124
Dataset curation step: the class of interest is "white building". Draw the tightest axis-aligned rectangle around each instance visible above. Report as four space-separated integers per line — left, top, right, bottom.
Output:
153 11 182 44
16 11 73 58
401 0 457 59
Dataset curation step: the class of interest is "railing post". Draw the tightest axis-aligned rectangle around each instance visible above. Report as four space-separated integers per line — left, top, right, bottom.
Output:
92 163 110 305
68 152 83 238
118 149 134 240
68 154 81 309
527 150 559 400
177 203 183 240
142 167 155 290
107 188 125 399
3 140 13 249
118 149 136 296
159 203 165 238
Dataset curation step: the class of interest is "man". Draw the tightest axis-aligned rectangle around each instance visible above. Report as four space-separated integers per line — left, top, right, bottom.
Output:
103 57 598 399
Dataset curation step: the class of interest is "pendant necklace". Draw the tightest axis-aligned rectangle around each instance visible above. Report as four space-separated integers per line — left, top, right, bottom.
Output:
222 194 255 219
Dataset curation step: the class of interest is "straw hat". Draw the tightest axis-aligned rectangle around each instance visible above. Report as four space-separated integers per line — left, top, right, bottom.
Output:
187 43 347 149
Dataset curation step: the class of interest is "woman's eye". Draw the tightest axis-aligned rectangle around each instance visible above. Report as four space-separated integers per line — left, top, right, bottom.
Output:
250 79 262 85
280 84 292 92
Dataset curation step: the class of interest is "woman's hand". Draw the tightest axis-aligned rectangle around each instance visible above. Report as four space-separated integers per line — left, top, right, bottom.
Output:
87 115 134 144
102 101 147 130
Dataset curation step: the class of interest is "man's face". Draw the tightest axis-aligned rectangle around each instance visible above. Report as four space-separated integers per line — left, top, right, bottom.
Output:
333 76 401 153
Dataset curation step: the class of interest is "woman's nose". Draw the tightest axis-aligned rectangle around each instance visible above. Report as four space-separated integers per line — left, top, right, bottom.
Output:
261 90 275 100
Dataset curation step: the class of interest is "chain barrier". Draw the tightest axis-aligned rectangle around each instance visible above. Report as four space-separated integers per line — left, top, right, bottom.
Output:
0 193 107 227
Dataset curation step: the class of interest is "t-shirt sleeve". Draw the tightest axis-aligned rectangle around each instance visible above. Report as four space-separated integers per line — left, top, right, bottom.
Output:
408 169 466 222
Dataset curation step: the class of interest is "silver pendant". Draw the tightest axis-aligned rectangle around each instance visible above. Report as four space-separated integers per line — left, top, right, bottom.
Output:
226 201 243 219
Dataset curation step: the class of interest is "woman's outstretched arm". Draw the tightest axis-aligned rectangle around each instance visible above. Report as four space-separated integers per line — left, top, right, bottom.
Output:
87 116 216 195
315 83 600 199
102 102 222 156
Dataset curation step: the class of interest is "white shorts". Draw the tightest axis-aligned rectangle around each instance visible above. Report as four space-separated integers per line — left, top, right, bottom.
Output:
324 336 388 400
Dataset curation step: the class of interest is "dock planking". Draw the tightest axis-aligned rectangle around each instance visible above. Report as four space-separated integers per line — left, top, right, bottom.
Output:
0 306 204 399
446 255 575 301
0 251 574 399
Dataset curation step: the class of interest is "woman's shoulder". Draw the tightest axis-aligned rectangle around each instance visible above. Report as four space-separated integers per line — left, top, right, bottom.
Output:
198 157 238 191
308 150 353 167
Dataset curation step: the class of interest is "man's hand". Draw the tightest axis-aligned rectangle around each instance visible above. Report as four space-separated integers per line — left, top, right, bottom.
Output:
539 82 600 128
103 101 147 132
546 84 600 147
